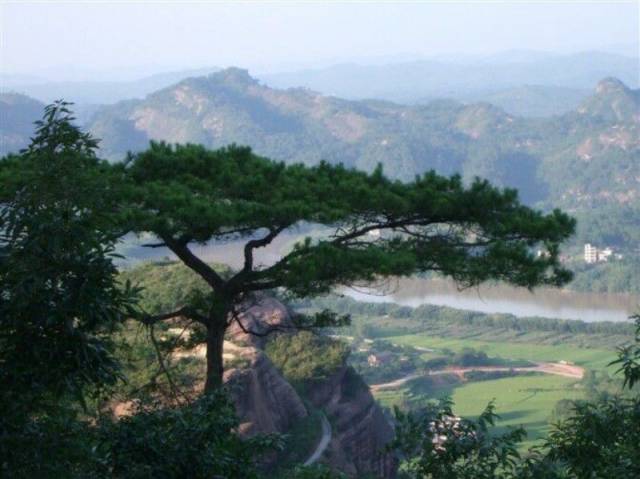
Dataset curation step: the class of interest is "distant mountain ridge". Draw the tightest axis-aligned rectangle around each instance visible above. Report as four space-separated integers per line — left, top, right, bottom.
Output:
261 51 639 104
78 69 637 210
0 67 220 105
457 85 591 117
0 93 44 156
1 69 638 247
3 50 636 116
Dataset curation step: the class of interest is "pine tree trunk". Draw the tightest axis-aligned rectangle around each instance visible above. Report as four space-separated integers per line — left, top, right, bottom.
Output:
204 320 227 394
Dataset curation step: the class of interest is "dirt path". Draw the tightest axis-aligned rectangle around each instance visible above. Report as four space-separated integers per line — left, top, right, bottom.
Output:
370 362 584 392
304 413 332 466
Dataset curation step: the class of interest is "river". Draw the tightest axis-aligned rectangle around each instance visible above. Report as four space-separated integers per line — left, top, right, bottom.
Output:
120 234 638 323
343 277 638 323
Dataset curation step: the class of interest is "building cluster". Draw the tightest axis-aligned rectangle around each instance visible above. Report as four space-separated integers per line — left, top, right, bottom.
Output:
584 243 616 263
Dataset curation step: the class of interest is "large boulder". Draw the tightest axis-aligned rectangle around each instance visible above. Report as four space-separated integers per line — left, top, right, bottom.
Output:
225 297 398 477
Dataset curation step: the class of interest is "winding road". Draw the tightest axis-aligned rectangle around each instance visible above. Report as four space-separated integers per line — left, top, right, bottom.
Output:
304 413 332 466
370 361 584 392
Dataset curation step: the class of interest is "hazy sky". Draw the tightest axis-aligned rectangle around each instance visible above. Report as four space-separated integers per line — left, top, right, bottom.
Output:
1 1 638 81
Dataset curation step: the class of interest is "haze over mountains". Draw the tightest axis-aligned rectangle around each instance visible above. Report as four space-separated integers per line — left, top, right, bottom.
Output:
0 67 221 106
2 51 637 117
94 71 639 213
262 51 639 109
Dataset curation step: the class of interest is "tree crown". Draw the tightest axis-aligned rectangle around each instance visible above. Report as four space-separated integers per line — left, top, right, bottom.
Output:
118 141 575 298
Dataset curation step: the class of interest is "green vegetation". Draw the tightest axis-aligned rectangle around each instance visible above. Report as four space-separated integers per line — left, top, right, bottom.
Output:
570 257 640 294
375 373 583 450
390 334 613 370
0 103 275 478
274 410 324 474
389 317 640 477
119 261 229 314
115 137 574 393
6 71 640 294
83 71 639 288
96 391 281 479
266 332 350 387
450 375 583 445
0 100 138 416
309 295 634 454
302 294 634 345
391 399 530 478
3 101 638 477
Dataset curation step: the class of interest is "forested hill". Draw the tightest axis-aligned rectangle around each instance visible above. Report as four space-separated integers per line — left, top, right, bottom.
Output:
85 69 638 210
2 69 638 247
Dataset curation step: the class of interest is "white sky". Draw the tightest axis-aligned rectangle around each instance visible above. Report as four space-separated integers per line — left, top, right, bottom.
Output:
1 1 638 81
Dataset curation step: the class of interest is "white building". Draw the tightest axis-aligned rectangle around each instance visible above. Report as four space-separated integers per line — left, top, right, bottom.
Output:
584 243 598 263
584 243 614 263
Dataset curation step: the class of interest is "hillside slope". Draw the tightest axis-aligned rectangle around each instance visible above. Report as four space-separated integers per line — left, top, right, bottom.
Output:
84 69 639 214
3 70 638 249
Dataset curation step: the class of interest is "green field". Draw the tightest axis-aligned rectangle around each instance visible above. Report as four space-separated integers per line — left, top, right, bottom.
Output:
389 333 614 370
369 332 620 449
450 375 583 447
374 373 583 449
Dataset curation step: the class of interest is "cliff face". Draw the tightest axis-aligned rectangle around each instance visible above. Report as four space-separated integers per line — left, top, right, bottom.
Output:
224 345 308 437
224 298 398 478
306 365 398 478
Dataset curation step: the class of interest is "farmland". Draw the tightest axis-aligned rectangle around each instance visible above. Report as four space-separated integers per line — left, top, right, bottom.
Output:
388 333 614 370
374 372 583 449
365 332 621 446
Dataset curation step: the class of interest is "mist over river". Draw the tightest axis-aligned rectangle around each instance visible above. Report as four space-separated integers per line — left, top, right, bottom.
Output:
343 277 638 323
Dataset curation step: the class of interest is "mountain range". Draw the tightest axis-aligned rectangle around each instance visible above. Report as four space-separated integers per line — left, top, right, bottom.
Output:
3 51 637 117
261 51 638 111
1 67 638 247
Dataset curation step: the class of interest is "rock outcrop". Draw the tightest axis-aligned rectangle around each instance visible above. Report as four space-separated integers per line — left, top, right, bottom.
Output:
223 297 398 478
224 345 308 437
306 365 398 478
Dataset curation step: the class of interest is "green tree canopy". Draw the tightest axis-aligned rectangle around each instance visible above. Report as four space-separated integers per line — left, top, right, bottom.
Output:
0 101 137 414
115 141 575 391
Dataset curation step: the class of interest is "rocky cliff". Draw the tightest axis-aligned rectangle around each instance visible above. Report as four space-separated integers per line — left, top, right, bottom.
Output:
224 297 398 477
305 365 398 477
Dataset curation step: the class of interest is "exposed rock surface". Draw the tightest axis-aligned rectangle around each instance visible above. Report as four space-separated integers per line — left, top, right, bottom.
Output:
306 365 398 478
224 297 398 478
224 345 307 437
227 295 293 348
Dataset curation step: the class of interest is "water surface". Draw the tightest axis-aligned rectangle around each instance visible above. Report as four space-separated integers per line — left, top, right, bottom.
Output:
344 277 637 322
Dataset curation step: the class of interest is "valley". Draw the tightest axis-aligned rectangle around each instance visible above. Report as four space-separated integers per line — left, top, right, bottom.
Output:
3 2 639 476
295 293 636 452
350 320 625 450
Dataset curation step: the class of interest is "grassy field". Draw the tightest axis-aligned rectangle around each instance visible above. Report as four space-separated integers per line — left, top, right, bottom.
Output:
450 375 583 448
388 333 614 370
370 331 620 449
373 373 583 449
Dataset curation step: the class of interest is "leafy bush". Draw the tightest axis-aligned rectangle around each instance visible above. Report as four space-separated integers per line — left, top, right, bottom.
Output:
390 399 527 479
265 331 350 386
118 261 229 315
95 391 281 479
545 396 640 477
0 408 99 479
451 348 491 367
